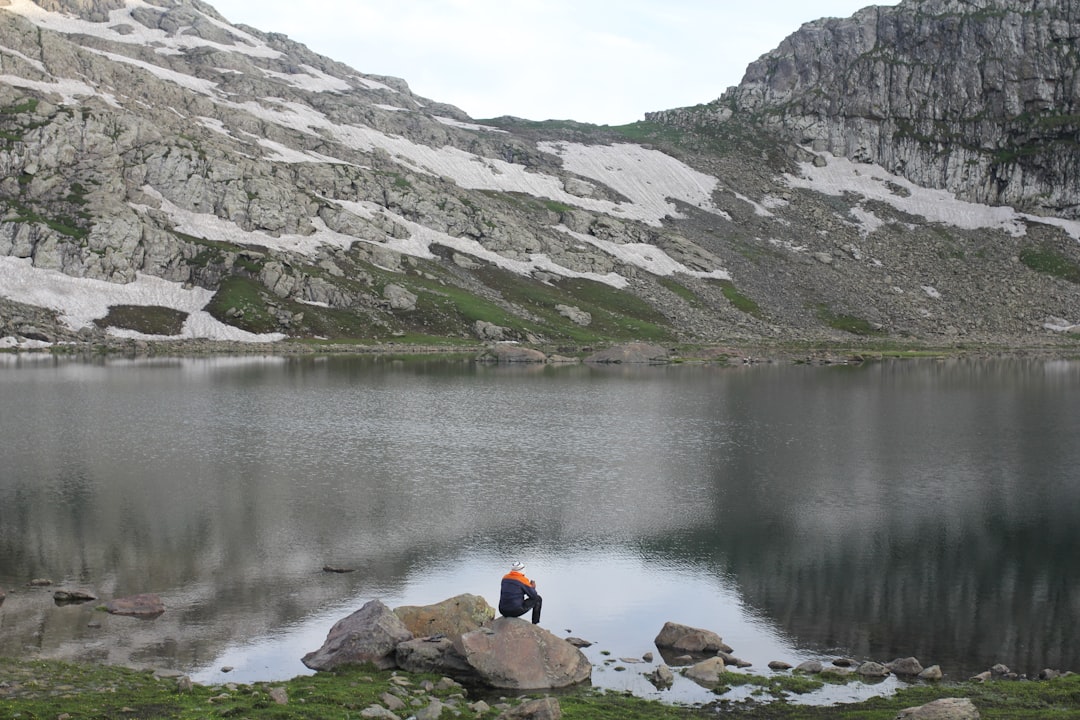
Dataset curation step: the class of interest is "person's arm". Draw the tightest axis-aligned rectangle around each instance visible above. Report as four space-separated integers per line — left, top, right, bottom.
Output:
522 579 539 600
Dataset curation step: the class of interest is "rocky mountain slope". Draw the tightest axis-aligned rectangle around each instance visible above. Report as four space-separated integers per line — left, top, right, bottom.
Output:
1 0 1079 353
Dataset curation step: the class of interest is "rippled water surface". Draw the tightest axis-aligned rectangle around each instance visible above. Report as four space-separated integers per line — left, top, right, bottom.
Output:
1 354 1078 703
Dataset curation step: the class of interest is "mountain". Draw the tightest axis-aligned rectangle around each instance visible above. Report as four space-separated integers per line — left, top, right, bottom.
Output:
1 0 1078 353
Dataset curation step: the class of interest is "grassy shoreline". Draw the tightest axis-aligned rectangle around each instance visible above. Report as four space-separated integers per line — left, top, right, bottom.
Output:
2 658 1079 719
6 334 1080 364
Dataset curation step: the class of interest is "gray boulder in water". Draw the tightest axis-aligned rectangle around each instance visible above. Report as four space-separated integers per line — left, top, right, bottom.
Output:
302 599 412 671
654 621 732 654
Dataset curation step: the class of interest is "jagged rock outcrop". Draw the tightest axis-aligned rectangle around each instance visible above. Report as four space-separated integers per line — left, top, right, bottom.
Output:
722 0 1080 220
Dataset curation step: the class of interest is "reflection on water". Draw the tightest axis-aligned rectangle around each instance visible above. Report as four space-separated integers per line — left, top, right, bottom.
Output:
1 355 1078 702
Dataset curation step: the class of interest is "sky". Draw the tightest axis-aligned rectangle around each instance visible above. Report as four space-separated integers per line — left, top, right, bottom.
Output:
206 0 901 125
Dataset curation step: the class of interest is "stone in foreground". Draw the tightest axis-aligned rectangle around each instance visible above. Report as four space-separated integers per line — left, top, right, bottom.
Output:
497 696 562 719
455 617 591 689
895 697 980 719
303 599 412 671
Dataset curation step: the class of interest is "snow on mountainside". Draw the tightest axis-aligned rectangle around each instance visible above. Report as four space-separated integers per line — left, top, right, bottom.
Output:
1 0 1079 351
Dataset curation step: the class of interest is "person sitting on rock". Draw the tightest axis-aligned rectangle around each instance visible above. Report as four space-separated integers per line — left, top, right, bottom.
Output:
499 561 542 624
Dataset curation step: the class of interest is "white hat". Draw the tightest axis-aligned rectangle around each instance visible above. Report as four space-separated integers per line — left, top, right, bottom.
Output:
510 561 526 573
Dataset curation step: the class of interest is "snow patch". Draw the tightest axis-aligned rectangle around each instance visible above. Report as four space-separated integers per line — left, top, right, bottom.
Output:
136 187 356 255
849 206 885 237
260 65 352 94
538 141 729 227
4 0 281 60
331 198 630 288
434 116 507 133
786 151 1080 241
85 48 221 96
556 226 730 281
0 73 120 106
0 256 283 342
256 138 352 165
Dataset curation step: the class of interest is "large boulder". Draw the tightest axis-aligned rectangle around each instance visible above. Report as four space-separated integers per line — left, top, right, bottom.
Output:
302 599 413 671
895 697 980 719
393 593 494 640
455 617 591 690
654 621 732 654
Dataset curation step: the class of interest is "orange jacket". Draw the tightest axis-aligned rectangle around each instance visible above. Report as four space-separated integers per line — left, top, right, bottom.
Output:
499 570 539 614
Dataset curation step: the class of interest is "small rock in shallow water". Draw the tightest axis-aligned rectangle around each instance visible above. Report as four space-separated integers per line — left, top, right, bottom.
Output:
918 665 943 681
105 593 164 617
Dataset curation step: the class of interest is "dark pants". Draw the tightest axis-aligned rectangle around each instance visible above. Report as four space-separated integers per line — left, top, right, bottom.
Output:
501 595 542 624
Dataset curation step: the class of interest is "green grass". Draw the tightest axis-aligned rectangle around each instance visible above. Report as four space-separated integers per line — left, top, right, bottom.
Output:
206 276 280 334
93 305 188 335
1020 245 1080 284
814 304 885 336
659 276 701 307
2 658 1079 720
717 280 762 316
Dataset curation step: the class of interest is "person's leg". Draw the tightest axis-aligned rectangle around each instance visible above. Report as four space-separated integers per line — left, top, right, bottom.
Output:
500 606 526 619
526 596 542 624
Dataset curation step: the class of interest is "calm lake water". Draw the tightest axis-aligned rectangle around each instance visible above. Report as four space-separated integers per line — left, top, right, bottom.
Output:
1 354 1078 704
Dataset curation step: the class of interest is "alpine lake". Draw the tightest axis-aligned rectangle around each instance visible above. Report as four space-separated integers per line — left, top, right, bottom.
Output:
1 352 1078 706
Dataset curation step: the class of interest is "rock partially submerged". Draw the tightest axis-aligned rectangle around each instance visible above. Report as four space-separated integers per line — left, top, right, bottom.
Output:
654 621 732 654
455 617 591 690
104 593 164 618
302 599 412 671
54 589 97 604
584 343 670 364
684 657 727 688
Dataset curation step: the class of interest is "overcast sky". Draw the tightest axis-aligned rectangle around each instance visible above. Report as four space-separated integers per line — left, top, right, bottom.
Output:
208 1 901 125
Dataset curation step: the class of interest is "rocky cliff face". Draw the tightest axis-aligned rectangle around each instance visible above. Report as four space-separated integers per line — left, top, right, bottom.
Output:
1 0 1079 351
724 0 1080 220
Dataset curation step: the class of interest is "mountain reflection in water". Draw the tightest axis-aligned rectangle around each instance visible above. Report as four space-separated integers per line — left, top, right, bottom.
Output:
0 355 1077 699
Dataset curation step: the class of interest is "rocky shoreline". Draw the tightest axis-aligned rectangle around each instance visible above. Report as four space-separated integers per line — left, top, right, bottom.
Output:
3 588 1075 719
3 333 1079 366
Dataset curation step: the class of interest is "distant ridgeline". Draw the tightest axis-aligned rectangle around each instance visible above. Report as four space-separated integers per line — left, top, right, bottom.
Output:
1 0 1080 349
